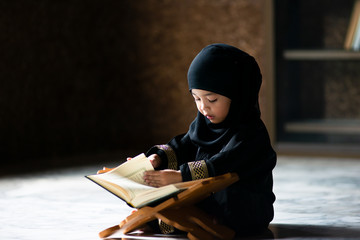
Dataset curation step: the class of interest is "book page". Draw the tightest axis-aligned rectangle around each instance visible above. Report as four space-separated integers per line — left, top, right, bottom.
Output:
86 153 189 208
95 172 154 200
86 153 155 201
106 153 154 185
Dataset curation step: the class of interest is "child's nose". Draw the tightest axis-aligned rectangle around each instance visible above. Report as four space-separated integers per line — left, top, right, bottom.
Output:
200 101 208 111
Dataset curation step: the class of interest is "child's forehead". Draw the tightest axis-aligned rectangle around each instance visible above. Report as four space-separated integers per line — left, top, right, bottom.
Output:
191 89 217 96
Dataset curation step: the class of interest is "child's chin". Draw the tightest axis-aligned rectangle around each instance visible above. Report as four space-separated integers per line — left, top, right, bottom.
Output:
209 119 220 124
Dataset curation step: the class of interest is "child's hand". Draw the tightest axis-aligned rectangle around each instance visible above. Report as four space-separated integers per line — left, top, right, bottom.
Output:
147 154 161 168
127 154 161 169
143 170 182 187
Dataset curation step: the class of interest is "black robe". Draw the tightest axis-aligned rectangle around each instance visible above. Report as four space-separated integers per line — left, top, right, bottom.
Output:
147 118 276 234
147 43 276 235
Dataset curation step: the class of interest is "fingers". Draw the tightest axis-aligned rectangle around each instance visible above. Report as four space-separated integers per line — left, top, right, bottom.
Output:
143 171 169 187
148 154 161 168
143 171 161 187
143 170 182 187
97 167 113 174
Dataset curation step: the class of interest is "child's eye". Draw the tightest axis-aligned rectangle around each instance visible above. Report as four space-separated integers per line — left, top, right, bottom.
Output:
194 98 201 102
208 99 217 103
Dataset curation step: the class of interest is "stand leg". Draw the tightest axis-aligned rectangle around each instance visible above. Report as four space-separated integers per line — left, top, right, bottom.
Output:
120 206 158 234
156 206 235 240
99 225 120 238
156 209 214 240
99 206 157 238
187 206 235 240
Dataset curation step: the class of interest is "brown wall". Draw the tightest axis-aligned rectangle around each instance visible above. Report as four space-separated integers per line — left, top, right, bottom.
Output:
0 0 268 169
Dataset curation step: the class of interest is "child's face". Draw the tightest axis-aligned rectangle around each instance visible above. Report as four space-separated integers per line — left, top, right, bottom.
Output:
191 89 231 124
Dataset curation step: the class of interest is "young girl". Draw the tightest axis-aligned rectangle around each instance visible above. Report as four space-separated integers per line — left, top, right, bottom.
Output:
101 43 276 236
141 43 276 236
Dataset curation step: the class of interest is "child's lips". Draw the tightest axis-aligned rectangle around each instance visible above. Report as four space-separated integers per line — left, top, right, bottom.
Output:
206 115 214 120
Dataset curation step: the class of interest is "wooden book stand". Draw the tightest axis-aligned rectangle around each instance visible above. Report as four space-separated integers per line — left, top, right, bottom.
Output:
99 172 239 240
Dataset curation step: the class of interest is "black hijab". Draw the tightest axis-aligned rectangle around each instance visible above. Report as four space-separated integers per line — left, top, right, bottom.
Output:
187 43 262 149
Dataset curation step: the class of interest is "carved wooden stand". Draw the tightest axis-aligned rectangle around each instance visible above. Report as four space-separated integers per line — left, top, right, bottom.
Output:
99 173 239 240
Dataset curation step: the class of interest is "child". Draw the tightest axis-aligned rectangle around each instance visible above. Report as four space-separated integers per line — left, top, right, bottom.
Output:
114 43 276 236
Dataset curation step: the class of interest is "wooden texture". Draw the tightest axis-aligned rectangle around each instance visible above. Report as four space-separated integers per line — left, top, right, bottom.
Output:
99 173 239 240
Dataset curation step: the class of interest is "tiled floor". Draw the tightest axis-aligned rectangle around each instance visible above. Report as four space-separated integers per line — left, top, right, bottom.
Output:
1 155 360 240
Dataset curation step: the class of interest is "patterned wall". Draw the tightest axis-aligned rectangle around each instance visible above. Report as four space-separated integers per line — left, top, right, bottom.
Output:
0 0 267 165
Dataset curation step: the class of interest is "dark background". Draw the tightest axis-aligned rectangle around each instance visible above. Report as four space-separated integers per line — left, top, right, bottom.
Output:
0 0 266 174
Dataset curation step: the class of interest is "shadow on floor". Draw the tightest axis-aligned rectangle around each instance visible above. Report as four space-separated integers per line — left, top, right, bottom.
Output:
269 224 360 239
105 224 360 239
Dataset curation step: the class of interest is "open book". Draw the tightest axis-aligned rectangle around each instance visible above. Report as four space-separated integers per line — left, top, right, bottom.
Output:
85 153 186 208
